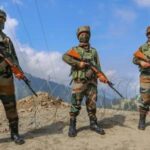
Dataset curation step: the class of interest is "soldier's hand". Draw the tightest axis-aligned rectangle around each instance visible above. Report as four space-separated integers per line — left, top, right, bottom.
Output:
15 73 24 80
78 61 88 69
140 61 150 68
97 73 108 83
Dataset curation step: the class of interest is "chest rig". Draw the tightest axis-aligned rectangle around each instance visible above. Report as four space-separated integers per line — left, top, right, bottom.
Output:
71 46 97 80
141 43 150 59
140 43 150 74
0 32 12 77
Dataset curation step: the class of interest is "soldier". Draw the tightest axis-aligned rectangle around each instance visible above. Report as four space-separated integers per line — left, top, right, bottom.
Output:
62 26 108 137
133 26 150 130
0 9 25 144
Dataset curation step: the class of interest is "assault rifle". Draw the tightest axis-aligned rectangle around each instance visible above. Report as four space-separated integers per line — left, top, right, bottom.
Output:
0 53 38 97
66 49 124 99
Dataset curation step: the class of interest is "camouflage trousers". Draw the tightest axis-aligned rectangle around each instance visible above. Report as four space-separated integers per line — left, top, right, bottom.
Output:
70 80 97 119
138 74 150 111
0 95 18 125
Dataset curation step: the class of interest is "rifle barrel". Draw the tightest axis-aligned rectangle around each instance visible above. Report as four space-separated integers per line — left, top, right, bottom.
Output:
108 82 124 99
24 79 38 97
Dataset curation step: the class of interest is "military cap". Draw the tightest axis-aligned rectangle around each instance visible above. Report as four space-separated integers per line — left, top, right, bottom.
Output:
77 26 91 37
0 9 6 21
146 26 150 35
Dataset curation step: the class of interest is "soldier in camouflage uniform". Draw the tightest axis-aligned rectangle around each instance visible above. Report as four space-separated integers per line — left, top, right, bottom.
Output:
133 26 150 130
0 10 25 144
63 26 107 137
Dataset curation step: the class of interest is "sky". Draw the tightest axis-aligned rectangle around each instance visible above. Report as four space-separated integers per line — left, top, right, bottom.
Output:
1 0 150 98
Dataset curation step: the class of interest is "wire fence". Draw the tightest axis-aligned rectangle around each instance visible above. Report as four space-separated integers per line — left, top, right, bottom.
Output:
15 74 139 109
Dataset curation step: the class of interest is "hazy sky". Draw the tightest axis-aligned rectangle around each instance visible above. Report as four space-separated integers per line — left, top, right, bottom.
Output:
1 0 150 97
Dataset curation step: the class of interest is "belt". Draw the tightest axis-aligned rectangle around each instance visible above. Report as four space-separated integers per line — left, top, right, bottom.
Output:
141 70 150 75
73 78 87 83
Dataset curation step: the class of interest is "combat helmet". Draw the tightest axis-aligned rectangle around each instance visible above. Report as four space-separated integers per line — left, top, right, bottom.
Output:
0 9 6 21
77 26 91 38
146 26 150 35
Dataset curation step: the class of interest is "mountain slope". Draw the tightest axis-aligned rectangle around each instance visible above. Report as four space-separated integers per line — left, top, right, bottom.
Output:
14 73 71 101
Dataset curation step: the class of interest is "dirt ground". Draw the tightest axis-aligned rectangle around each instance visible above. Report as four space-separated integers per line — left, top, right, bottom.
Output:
0 92 150 150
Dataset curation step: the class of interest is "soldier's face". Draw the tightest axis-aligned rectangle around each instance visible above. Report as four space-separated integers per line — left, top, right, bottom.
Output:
78 32 90 43
147 33 150 41
0 17 5 30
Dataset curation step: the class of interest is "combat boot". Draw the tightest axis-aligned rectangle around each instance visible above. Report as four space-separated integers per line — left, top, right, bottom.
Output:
90 117 105 135
68 117 77 137
138 111 147 130
10 122 25 145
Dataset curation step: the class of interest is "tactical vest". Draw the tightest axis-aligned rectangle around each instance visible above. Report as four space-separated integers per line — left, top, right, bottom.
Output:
0 32 11 75
0 32 14 95
140 43 150 74
141 43 150 58
71 46 97 80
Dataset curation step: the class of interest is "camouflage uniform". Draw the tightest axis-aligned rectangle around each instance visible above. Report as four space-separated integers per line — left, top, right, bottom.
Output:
63 26 105 137
0 9 24 144
133 26 150 130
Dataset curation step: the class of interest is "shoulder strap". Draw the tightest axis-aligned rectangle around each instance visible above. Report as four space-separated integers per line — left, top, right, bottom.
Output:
90 47 97 58
74 46 84 59
141 43 148 52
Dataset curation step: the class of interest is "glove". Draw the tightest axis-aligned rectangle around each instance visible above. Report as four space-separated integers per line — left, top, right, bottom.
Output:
15 73 24 80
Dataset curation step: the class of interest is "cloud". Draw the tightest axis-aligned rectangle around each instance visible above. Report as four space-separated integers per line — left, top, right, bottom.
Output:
17 44 71 84
115 9 137 23
134 0 150 7
0 6 19 36
4 15 18 37
4 15 70 84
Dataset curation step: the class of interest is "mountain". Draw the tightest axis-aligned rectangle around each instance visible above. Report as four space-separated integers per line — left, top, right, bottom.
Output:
14 73 71 102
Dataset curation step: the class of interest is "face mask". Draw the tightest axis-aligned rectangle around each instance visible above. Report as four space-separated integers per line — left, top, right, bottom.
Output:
78 32 90 43
0 22 4 30
147 34 150 43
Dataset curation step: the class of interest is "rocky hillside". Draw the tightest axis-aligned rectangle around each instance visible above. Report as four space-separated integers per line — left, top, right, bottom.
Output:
0 92 150 150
